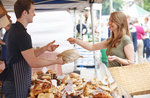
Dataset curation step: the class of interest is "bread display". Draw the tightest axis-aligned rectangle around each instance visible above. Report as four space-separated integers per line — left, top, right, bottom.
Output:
59 73 116 98
57 49 83 64
29 70 119 98
29 70 62 98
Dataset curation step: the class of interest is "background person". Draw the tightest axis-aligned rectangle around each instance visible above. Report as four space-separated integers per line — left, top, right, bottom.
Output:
0 2 11 61
133 18 145 63
0 0 63 98
68 11 134 67
76 20 88 37
127 16 137 63
1 20 12 68
142 16 150 60
0 3 12 97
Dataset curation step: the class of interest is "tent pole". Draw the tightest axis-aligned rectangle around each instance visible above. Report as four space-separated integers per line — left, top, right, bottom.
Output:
73 8 77 39
109 0 113 13
90 3 97 78
79 12 83 39
73 8 78 71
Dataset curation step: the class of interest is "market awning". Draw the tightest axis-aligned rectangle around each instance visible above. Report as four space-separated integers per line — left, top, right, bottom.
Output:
34 0 89 10
1 0 105 11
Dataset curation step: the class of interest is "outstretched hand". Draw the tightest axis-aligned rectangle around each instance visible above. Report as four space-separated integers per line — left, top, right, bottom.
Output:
47 40 59 52
67 37 76 44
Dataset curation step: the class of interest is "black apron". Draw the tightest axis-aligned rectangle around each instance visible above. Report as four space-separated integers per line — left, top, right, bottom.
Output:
13 60 31 98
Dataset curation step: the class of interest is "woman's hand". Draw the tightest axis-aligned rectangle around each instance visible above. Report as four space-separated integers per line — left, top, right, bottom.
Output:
46 40 59 52
67 37 76 44
107 55 118 62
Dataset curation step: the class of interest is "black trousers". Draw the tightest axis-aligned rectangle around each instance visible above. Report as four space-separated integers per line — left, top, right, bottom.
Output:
2 81 16 98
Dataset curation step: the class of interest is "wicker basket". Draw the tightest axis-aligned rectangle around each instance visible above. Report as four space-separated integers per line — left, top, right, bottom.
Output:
108 62 150 95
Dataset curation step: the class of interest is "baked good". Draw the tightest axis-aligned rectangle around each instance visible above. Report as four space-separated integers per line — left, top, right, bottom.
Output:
37 93 54 98
62 75 70 84
70 73 80 79
40 74 51 80
57 49 83 64
93 92 112 98
46 70 57 79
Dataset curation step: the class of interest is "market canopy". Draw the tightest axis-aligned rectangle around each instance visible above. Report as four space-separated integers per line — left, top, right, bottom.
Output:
1 0 105 11
124 3 150 17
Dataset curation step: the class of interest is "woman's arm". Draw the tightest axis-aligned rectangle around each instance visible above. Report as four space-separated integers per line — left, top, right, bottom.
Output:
67 37 108 51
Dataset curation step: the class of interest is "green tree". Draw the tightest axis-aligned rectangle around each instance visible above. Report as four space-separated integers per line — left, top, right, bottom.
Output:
102 0 124 15
136 0 150 12
143 0 150 12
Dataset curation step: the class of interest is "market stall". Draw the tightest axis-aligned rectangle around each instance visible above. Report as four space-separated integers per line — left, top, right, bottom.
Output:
2 0 150 98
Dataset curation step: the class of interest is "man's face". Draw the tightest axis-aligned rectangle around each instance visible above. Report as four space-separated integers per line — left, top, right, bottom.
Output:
26 4 35 23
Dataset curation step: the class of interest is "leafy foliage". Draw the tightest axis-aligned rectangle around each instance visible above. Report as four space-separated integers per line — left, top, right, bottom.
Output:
102 0 123 15
143 0 150 12
135 0 150 12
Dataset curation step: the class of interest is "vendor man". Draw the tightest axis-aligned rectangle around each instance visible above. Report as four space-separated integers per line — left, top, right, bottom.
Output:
0 0 64 98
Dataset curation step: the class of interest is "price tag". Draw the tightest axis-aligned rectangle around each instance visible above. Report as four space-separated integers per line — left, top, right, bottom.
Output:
96 87 104 94
64 85 73 94
42 67 48 74
51 79 57 87
67 80 73 85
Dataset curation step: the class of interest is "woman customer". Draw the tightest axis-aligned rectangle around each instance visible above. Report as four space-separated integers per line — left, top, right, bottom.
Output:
67 11 134 67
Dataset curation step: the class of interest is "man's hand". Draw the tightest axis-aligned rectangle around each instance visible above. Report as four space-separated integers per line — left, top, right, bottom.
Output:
46 40 59 52
0 40 5 45
56 56 64 65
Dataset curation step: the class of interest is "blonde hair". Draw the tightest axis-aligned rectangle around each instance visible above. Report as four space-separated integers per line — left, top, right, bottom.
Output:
108 11 131 48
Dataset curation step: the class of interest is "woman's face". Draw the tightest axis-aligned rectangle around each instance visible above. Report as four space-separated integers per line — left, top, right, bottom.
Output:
108 17 118 32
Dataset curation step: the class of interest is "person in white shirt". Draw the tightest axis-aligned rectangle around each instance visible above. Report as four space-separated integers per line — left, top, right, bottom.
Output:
142 16 150 60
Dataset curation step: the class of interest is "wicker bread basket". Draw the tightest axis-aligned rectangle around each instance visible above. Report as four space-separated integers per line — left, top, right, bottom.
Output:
108 62 150 95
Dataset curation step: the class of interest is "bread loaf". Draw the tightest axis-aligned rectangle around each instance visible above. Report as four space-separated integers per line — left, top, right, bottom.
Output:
57 49 83 64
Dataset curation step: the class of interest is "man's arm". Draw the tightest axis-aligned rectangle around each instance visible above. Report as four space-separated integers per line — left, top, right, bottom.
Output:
34 45 47 57
34 40 59 57
21 48 63 68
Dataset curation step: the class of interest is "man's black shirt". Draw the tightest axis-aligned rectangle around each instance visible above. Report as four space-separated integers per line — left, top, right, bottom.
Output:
0 22 32 81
